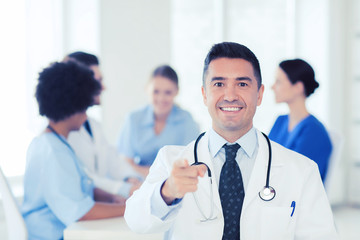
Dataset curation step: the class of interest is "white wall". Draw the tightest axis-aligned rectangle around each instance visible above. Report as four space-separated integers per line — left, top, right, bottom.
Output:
347 0 360 204
171 0 215 132
0 0 64 177
100 0 171 144
326 0 348 205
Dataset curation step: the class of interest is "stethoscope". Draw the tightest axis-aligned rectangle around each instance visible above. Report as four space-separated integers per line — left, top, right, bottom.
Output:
191 131 276 222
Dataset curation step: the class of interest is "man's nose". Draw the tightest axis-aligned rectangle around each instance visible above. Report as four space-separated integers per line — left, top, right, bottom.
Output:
224 85 238 102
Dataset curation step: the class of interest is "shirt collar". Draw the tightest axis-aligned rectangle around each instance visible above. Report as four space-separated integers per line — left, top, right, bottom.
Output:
142 104 181 126
208 127 257 158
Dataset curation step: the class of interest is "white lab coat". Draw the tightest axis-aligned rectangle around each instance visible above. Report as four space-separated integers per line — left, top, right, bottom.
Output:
125 129 338 240
68 118 140 196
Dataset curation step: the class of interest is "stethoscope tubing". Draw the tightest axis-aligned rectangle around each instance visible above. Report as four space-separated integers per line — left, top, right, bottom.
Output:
261 132 272 188
193 131 275 202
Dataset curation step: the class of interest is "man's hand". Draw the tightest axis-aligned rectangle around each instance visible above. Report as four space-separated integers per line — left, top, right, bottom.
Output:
161 159 207 205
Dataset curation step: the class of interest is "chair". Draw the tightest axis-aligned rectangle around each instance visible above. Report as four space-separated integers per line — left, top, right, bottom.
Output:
324 130 344 205
0 166 28 240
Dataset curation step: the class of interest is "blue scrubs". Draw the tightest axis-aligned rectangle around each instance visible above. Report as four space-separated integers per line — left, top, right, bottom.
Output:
269 114 332 181
21 133 95 240
117 104 199 166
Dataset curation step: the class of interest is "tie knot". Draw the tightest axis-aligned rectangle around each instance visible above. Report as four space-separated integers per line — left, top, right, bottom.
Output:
224 143 240 161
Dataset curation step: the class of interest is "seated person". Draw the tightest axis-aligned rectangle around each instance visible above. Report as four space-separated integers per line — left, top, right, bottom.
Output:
117 65 199 177
65 52 141 198
22 61 126 239
269 58 332 181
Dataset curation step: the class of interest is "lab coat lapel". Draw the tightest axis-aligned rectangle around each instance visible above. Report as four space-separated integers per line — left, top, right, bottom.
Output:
196 132 223 212
242 130 284 211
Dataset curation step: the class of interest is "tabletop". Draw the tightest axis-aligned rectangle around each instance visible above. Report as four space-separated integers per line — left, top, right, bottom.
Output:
64 217 163 240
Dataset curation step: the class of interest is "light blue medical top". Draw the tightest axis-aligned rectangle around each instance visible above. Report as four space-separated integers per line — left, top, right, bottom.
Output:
150 127 258 223
117 104 199 166
21 132 95 240
269 114 332 181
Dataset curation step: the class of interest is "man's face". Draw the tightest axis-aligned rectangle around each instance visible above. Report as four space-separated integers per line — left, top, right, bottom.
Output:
90 65 104 105
202 58 264 140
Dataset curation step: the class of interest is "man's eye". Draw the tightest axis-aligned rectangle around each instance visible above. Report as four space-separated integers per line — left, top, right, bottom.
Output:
239 82 248 87
214 82 223 87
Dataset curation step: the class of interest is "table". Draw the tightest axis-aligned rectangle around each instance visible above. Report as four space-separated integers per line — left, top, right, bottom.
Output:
64 217 163 240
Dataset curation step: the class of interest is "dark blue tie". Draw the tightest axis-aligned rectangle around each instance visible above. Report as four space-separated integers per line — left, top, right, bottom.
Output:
219 143 244 240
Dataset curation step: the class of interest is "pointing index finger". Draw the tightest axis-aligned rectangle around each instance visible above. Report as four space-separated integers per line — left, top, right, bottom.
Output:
173 159 189 169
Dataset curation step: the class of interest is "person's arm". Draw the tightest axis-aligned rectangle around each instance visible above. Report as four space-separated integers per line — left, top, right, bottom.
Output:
78 202 125 221
125 156 150 178
117 115 150 177
78 188 126 221
93 187 126 204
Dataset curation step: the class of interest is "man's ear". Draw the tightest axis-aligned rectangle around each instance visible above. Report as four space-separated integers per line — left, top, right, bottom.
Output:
201 86 207 105
257 84 265 106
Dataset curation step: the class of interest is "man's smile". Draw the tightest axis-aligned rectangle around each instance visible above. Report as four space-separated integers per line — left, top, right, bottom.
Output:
220 106 243 112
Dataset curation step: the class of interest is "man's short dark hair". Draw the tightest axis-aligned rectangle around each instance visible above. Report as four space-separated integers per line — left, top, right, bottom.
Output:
66 51 99 67
35 61 101 122
202 42 262 89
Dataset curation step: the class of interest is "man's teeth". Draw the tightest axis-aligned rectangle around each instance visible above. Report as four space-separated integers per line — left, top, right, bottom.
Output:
221 107 241 111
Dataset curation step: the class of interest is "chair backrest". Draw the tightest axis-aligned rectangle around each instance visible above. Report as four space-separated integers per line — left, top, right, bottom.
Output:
0 167 28 240
324 130 344 204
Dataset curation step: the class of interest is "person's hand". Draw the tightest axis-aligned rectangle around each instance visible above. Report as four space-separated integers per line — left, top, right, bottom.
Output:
126 177 141 184
161 159 207 205
125 157 150 178
129 181 142 196
125 157 135 166
112 195 126 205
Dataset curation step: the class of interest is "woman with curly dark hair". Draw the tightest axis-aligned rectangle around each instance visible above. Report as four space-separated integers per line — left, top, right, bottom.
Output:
21 61 126 239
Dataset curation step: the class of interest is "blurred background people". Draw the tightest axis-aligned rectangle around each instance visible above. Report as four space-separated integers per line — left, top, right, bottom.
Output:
65 51 141 198
21 61 126 239
117 65 199 177
269 59 332 182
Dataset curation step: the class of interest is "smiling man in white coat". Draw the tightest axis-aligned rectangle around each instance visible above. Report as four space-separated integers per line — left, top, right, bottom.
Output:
124 42 338 240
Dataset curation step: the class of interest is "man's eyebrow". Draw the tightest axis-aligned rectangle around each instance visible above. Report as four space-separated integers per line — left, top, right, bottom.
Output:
210 76 253 82
210 76 226 81
236 77 252 82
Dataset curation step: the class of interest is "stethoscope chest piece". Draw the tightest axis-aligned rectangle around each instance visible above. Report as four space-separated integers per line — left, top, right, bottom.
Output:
259 186 276 201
